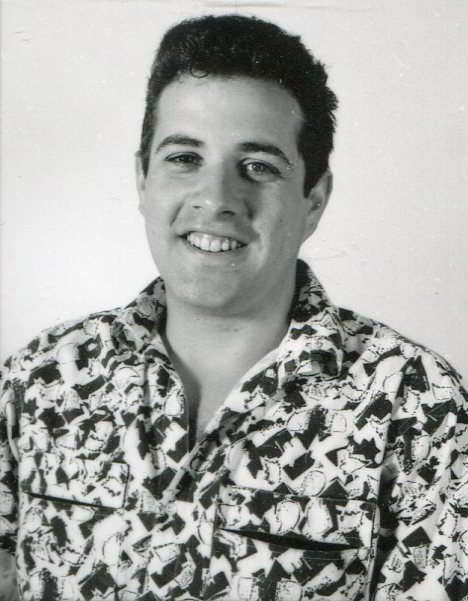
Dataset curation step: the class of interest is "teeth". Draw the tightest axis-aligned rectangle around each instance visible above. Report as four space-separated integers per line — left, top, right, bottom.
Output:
200 236 211 252
210 239 221 253
186 232 244 253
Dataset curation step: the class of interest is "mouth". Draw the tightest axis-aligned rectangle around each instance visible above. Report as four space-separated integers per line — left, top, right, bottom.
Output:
183 232 247 253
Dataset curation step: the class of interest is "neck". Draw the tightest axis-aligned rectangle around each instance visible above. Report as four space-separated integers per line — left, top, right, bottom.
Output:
162 281 296 399
166 300 291 362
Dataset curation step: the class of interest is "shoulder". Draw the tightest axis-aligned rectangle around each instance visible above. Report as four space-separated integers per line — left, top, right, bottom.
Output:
1 307 122 386
335 305 466 407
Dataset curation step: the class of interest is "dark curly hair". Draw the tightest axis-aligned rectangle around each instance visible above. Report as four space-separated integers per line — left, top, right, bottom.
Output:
139 14 338 194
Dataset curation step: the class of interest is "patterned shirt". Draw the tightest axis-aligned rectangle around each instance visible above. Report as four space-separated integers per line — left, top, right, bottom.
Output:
1 260 467 601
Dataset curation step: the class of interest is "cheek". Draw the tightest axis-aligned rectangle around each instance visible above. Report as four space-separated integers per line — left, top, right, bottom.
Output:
260 203 307 246
140 183 173 223
144 221 161 251
141 175 195 224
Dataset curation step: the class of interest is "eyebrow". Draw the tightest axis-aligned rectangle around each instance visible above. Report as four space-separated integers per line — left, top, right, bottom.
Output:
239 142 292 168
155 135 204 152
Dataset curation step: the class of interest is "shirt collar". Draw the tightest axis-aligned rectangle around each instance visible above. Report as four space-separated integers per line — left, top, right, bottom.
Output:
113 259 344 377
113 277 168 355
276 260 344 381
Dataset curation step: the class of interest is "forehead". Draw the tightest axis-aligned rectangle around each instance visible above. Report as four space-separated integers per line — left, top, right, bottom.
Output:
152 74 304 151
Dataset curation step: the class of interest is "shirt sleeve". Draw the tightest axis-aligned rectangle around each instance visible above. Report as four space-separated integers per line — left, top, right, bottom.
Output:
373 352 468 601
0 359 19 555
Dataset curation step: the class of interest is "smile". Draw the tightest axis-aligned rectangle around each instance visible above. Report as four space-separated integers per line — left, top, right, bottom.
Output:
185 232 246 253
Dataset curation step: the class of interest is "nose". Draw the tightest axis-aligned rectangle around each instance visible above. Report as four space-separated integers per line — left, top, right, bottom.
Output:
191 163 248 218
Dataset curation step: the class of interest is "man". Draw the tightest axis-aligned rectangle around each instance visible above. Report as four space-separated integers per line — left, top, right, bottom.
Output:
0 13 466 601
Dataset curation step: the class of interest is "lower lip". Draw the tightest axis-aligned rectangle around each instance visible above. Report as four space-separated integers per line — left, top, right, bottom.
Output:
181 237 247 258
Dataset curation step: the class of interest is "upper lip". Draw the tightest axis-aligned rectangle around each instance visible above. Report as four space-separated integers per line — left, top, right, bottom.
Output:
180 228 249 245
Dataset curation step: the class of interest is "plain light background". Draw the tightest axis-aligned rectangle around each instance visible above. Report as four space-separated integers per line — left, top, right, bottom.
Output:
1 0 467 379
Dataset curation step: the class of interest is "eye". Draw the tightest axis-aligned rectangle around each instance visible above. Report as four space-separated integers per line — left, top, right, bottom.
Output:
242 160 281 182
165 152 202 170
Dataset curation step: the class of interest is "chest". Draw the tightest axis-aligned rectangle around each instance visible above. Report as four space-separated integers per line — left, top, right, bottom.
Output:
16 391 384 601
190 385 233 442
185 369 244 442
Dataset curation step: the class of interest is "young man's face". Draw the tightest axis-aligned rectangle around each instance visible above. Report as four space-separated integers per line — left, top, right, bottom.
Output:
136 75 330 316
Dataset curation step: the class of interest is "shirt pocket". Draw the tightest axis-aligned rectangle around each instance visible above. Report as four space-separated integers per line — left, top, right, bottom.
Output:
204 486 376 601
17 450 129 601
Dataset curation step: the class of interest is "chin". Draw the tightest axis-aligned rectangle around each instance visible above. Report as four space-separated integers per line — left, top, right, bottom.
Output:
167 277 247 314
183 289 242 313
166 267 237 299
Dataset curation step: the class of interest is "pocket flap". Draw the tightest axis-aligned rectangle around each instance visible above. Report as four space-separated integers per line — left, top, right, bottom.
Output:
19 451 128 509
217 486 375 548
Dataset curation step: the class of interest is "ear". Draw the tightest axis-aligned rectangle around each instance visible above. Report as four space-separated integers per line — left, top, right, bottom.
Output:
301 170 333 243
135 151 146 212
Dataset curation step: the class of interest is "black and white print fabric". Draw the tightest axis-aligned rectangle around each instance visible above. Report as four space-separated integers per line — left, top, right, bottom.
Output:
1 260 467 601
